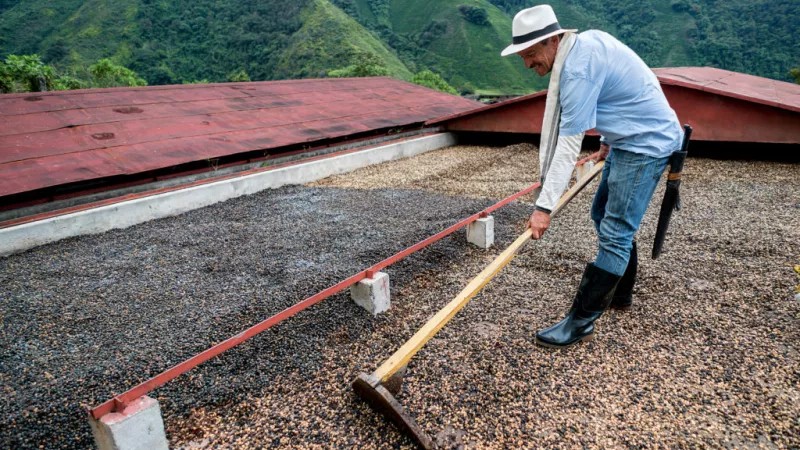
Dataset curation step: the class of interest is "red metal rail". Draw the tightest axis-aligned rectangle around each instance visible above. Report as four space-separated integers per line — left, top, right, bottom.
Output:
88 152 599 419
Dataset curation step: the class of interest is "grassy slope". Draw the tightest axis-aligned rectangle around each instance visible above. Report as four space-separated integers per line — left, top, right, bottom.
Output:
0 0 139 74
261 0 411 80
648 0 693 67
390 0 547 94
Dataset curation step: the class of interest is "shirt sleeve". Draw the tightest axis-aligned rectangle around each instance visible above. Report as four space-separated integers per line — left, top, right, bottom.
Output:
535 132 584 212
559 75 602 136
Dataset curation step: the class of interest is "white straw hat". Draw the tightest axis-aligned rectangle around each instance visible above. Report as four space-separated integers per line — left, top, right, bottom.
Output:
501 5 577 57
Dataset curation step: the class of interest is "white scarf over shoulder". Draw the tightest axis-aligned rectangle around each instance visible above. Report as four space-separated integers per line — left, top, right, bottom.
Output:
534 32 585 212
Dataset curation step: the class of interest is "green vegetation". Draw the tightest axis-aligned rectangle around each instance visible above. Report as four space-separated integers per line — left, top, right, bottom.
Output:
88 58 146 88
227 70 251 82
329 52 391 77
0 54 147 93
0 54 57 92
353 0 547 93
275 0 411 80
411 70 458 94
486 0 798 81
790 68 800 84
458 5 491 26
0 0 797 94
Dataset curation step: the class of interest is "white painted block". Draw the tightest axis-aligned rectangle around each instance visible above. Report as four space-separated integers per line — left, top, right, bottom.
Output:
350 272 391 315
89 396 169 450
467 216 494 249
575 160 596 182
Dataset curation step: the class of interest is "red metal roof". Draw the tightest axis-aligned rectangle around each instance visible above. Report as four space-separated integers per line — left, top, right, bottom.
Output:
654 67 800 113
0 77 480 199
427 67 800 144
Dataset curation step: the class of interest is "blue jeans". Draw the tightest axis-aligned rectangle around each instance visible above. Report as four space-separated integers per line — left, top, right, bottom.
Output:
591 148 670 276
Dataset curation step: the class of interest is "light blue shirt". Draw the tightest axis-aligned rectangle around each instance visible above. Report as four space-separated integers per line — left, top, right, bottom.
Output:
559 30 683 157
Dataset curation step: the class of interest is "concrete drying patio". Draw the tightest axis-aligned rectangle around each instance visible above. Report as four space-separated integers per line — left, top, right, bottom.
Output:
1 143 798 449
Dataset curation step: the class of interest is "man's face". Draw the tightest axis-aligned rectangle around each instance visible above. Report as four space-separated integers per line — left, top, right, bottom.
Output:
517 38 559 76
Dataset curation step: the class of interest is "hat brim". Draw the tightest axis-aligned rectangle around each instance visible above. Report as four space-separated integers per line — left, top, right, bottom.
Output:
500 29 578 57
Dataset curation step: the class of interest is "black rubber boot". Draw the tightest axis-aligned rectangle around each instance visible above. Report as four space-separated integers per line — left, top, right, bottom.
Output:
535 263 622 348
610 241 637 310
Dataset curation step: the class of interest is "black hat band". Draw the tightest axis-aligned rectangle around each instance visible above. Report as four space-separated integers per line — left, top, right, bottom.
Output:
512 22 563 45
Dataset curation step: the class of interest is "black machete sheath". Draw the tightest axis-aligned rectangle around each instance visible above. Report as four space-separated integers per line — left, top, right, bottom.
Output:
652 124 693 259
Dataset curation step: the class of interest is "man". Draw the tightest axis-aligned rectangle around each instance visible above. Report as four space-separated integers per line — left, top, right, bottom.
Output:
500 5 684 348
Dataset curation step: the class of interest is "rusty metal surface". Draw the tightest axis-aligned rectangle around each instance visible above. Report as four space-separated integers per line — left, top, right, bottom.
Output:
661 85 800 143
653 67 800 113
0 78 480 200
429 67 800 144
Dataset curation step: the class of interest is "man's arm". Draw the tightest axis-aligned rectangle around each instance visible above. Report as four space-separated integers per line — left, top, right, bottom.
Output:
529 75 602 239
528 133 583 238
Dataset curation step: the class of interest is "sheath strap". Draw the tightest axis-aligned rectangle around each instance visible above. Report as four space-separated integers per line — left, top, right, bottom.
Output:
668 173 682 181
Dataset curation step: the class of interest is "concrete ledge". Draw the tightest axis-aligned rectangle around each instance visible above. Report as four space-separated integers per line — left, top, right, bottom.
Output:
0 128 441 223
0 133 456 257
350 272 391 315
88 396 168 450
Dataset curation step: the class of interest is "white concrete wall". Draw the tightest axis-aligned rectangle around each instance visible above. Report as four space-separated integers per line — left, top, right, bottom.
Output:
1 133 457 257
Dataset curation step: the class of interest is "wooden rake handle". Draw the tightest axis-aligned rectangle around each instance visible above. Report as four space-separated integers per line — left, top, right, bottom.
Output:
373 160 605 382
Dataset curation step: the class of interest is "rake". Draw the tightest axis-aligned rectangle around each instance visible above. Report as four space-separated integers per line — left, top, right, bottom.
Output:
353 161 605 448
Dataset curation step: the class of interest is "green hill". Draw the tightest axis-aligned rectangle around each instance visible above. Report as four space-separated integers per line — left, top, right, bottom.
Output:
331 0 548 93
389 0 547 93
487 0 799 82
1 0 797 93
274 0 411 80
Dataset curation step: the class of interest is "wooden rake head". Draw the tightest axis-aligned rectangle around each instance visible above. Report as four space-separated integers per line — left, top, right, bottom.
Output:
352 372 434 449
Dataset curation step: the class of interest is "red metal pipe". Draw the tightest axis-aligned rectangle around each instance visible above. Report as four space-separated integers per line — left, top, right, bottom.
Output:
87 181 540 419
576 151 600 167
368 181 542 275
90 272 368 419
88 151 601 420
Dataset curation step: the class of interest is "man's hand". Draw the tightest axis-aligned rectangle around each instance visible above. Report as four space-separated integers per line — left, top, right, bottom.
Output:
528 209 551 240
594 143 610 162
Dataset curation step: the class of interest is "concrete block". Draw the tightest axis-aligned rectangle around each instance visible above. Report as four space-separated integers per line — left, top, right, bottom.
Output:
467 216 494 249
89 396 169 450
575 160 596 182
350 272 391 315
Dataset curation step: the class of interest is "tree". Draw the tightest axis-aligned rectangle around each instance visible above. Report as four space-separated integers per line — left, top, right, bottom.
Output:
790 68 800 84
227 69 251 82
53 75 85 91
0 55 148 94
411 70 457 95
1 54 57 92
328 52 390 78
89 59 147 88
458 5 491 26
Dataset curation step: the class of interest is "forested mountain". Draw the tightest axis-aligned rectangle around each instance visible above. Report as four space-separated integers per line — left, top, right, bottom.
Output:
0 0 797 94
